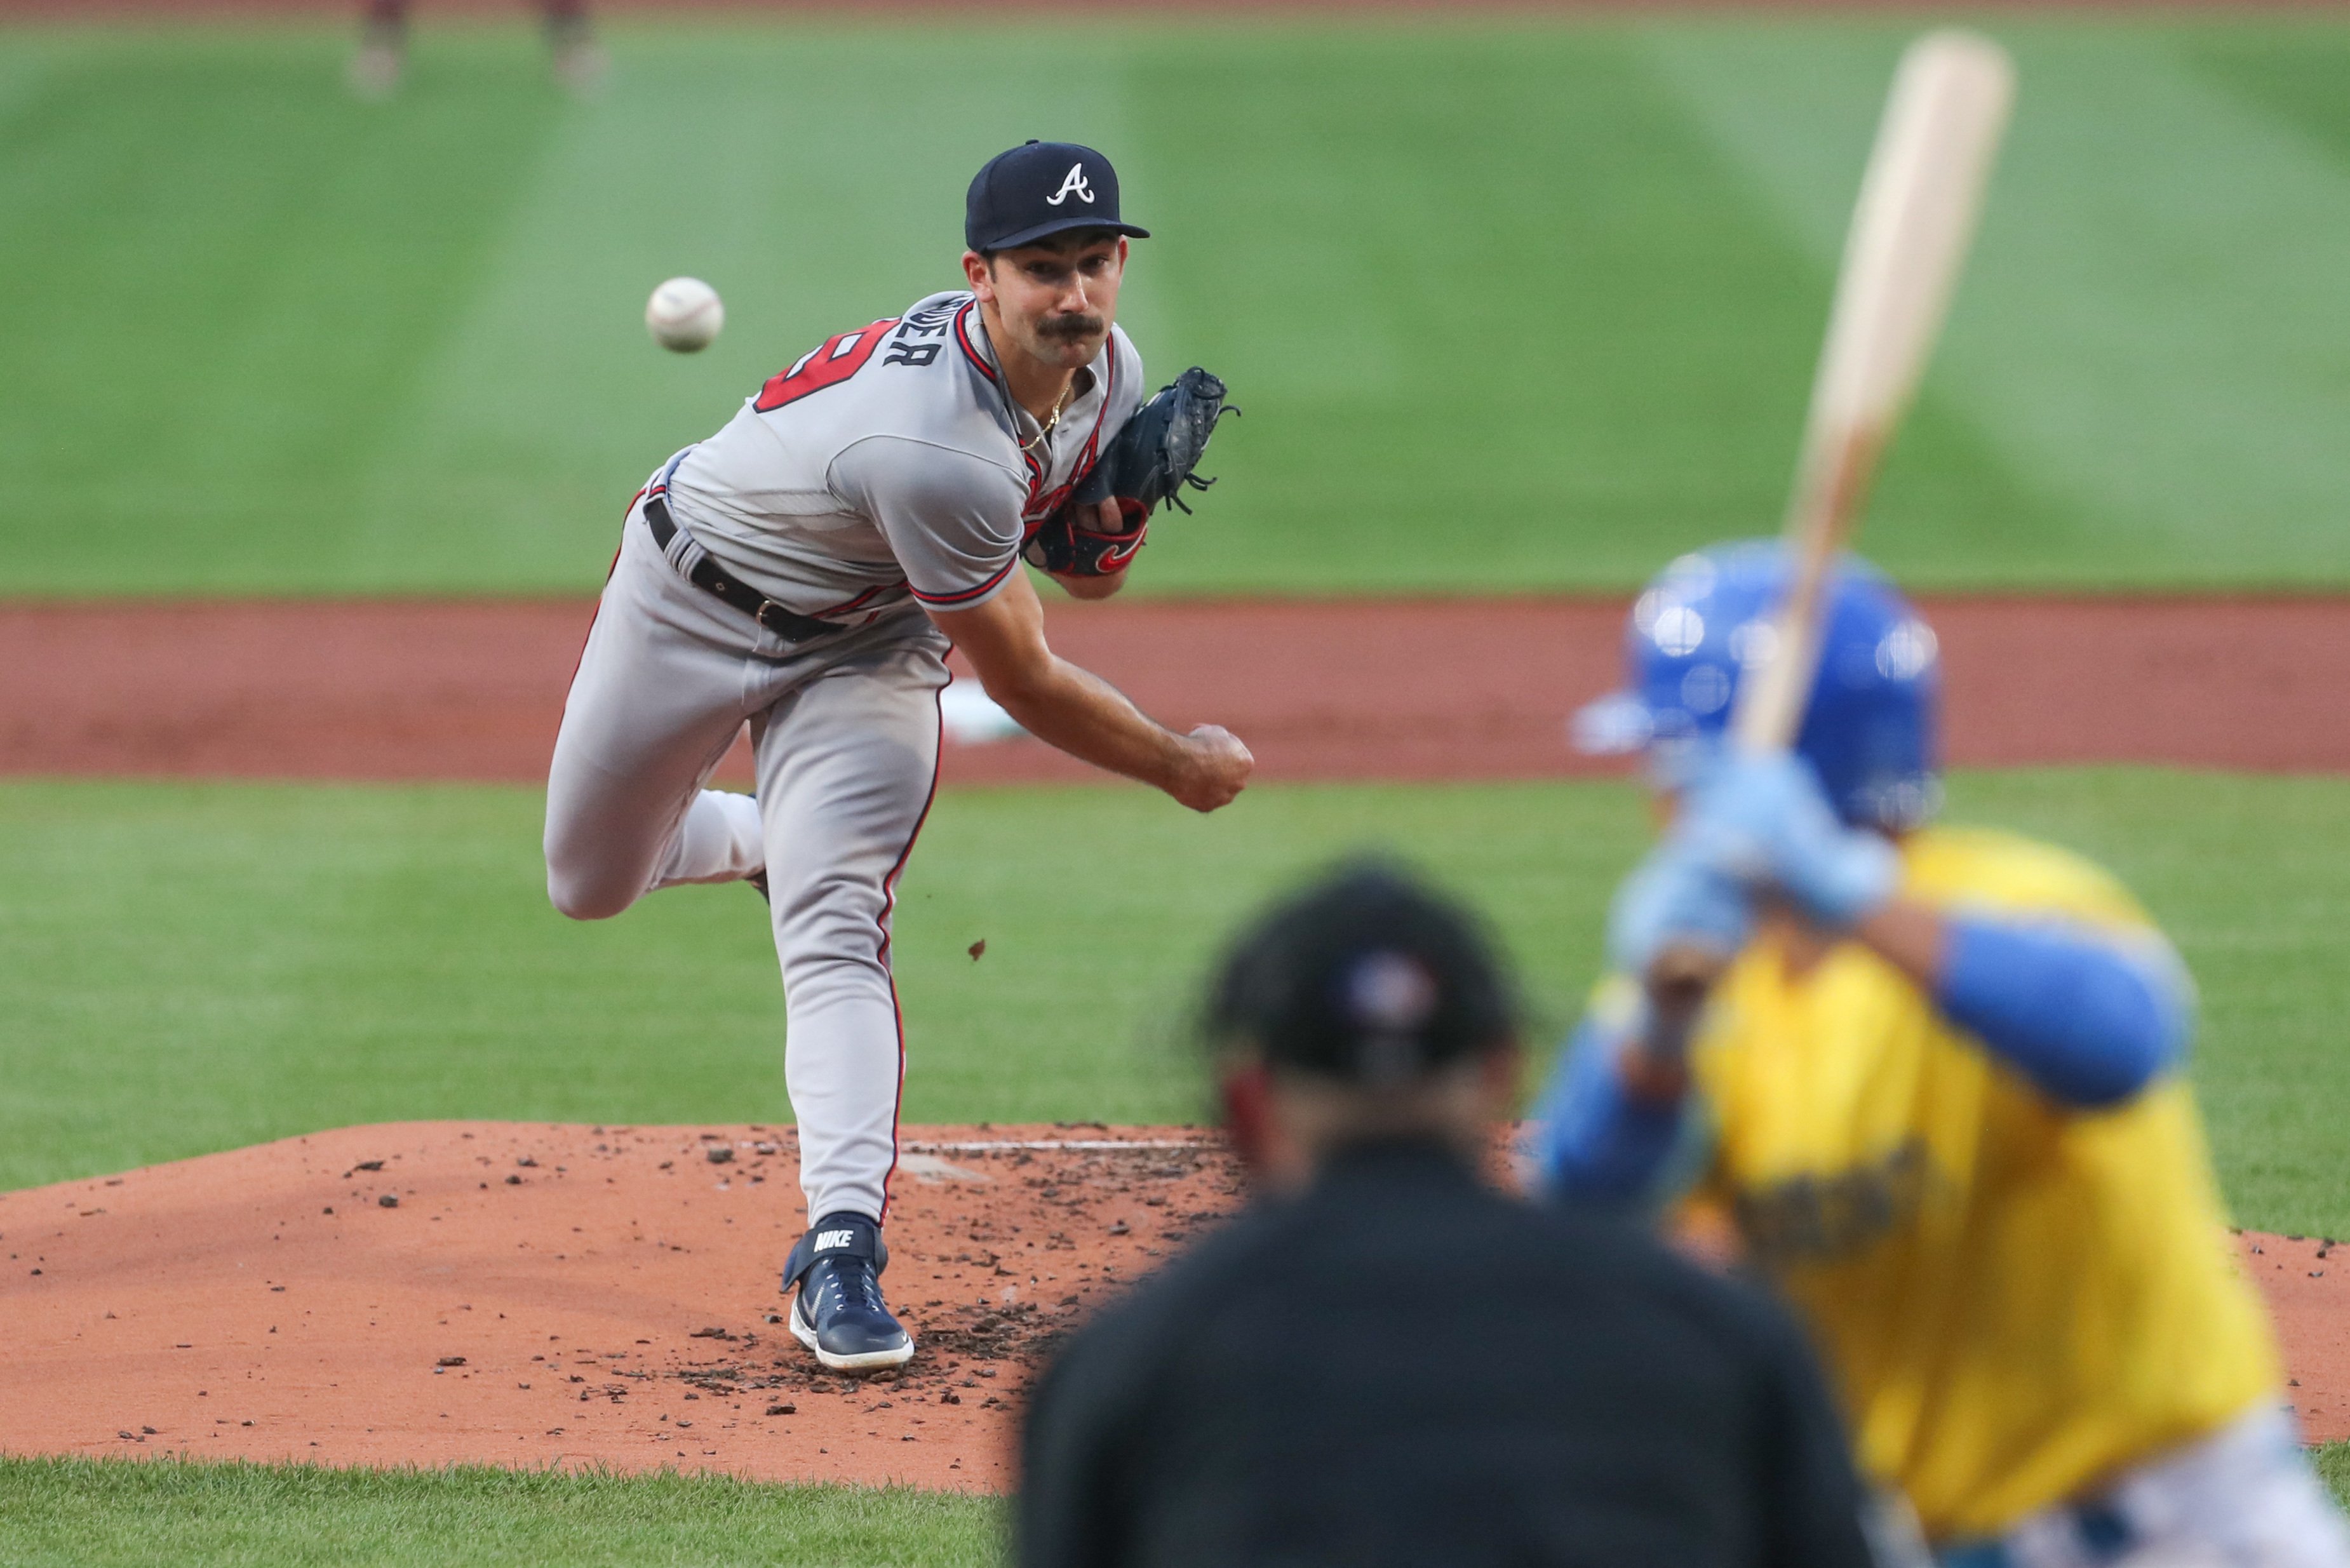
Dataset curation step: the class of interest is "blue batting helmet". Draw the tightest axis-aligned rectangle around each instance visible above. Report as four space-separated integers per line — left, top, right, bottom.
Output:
1573 541 1943 830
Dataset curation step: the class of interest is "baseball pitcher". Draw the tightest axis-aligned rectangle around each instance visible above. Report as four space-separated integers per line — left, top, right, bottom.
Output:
1535 542 2350 1565
544 140 1251 1372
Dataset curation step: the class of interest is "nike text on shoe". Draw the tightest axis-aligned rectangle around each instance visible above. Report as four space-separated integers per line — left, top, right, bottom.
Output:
781 1211 913 1372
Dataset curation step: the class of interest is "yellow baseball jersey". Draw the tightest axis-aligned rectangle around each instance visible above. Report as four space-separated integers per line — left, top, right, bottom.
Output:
1684 824 2278 1541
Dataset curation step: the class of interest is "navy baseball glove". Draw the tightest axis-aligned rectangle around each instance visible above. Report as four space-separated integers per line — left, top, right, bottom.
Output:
1025 366 1236 577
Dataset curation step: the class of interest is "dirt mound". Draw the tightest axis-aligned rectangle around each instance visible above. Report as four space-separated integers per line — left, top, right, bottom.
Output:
0 1122 1242 1491
6 1122 2345 1491
5 596 2347 787
2241 1231 2350 1443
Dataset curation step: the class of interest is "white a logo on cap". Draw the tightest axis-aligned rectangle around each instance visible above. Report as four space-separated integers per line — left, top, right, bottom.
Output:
1046 163 1095 206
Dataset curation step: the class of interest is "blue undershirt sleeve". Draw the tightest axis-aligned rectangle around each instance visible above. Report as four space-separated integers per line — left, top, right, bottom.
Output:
1532 1017 1688 1207
1934 916 2189 1108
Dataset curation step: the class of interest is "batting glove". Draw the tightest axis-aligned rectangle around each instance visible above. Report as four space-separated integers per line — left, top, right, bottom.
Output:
1608 840 1756 979
1677 749 1900 928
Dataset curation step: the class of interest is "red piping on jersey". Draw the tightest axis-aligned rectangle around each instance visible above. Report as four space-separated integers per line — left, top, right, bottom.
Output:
814 582 900 618
871 689 944 1224
1071 335 1117 480
1020 447 1047 514
952 300 996 383
907 553 1018 608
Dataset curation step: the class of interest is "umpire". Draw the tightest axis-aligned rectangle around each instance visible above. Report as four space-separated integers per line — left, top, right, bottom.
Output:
1016 862 1877 1568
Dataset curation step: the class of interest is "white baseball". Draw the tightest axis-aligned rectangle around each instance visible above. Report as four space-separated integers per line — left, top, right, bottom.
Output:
645 276 724 353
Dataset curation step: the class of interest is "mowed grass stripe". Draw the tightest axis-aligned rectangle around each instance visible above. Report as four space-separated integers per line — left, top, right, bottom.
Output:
0 28 567 591
1651 21 2350 586
0 1457 1002 1568
2 771 2345 1238
3 18 2349 596
0 1451 2337 1565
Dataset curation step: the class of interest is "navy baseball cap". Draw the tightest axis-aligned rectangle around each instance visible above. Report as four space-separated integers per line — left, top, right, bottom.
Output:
1206 862 1517 1087
966 140 1150 253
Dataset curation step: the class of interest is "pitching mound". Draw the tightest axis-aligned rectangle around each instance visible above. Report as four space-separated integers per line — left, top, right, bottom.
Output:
0 1122 1241 1491
3 1122 2343 1494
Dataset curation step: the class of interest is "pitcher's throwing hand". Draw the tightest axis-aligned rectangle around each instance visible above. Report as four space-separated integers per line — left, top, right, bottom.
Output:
1174 725 1252 813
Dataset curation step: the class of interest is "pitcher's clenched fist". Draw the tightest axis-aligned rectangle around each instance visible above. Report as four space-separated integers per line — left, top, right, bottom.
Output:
1171 725 1252 813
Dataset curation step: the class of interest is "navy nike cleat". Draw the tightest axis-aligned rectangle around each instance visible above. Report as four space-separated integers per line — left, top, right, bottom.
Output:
782 1212 914 1372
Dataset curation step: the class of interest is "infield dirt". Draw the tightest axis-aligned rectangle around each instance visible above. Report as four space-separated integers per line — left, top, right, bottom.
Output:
3 1120 2345 1491
5 595 2347 786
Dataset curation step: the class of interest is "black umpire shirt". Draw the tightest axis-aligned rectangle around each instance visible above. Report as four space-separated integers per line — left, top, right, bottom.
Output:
1016 1139 1874 1568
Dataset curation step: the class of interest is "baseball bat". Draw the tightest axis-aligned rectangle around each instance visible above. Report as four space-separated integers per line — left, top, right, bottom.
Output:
1731 29 2015 754
1646 31 2013 1010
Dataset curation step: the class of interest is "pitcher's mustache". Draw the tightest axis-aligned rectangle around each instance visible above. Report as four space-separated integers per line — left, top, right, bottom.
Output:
1039 312 1106 341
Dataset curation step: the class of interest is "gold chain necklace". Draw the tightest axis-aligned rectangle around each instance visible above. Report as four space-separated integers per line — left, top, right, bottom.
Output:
1019 384 1074 453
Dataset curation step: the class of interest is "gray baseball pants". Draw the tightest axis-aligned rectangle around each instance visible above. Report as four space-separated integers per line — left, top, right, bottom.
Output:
544 499 946 1227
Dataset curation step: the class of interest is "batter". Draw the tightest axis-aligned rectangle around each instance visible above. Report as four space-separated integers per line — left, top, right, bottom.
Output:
1537 542 2349 1564
544 140 1252 1372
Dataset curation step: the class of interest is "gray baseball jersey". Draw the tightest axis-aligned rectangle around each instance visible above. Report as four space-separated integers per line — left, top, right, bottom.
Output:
547 291 1144 1240
663 289 1145 624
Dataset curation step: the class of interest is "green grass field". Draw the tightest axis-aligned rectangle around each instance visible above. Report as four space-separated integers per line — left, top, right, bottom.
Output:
0 1448 2342 1563
4 15 2350 596
0 1457 1003 1568
4 769 2346 1236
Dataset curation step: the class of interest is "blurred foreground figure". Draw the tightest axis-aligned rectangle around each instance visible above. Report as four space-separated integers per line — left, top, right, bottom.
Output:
1018 862 1876 1568
1540 541 2350 1565
350 0 605 98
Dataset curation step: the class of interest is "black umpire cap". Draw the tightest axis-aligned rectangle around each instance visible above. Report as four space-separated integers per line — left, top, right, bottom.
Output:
1207 862 1517 1087
966 140 1150 253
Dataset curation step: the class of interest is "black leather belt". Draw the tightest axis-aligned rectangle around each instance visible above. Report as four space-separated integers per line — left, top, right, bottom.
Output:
643 493 840 643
